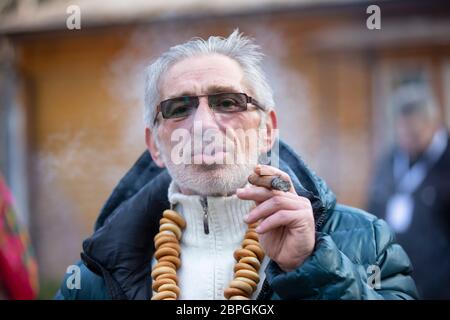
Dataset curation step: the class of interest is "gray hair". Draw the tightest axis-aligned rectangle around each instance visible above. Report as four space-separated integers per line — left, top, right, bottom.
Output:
391 83 438 120
144 29 275 128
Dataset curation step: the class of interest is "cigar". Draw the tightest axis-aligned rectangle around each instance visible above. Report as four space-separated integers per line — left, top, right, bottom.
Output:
248 173 292 192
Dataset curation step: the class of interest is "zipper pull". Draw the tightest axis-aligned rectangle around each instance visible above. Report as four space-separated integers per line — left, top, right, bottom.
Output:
201 197 209 235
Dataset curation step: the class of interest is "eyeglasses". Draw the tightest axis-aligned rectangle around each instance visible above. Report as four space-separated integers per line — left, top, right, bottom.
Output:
154 92 264 123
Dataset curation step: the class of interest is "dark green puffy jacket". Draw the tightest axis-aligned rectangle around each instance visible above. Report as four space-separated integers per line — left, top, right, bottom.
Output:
55 141 418 300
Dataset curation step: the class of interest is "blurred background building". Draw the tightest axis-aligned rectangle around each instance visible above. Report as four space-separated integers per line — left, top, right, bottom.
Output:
0 0 449 298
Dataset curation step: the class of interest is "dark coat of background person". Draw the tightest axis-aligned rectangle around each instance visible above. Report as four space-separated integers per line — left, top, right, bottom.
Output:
368 133 450 299
55 140 418 300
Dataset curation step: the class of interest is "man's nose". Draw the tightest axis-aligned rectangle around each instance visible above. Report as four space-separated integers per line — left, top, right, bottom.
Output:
193 96 218 127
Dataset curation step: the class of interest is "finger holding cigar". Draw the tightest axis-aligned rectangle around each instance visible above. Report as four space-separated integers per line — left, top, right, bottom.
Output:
248 174 291 192
237 165 316 272
247 164 295 193
236 164 299 206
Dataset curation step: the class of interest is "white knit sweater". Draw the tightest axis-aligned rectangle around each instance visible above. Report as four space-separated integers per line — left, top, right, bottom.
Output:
152 181 269 300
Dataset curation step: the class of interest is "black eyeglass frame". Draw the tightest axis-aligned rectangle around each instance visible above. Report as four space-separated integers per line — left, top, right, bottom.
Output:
153 92 264 124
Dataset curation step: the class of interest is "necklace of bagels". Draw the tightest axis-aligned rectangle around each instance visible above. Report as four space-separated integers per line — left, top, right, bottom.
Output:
150 171 291 300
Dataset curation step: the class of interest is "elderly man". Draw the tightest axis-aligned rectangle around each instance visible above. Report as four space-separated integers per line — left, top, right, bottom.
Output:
56 30 417 300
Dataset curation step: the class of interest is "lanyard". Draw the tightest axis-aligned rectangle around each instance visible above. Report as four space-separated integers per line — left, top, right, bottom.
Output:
393 128 448 194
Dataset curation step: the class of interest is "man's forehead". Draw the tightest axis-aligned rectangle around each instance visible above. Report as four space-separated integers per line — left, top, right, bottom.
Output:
160 54 245 98
163 83 244 99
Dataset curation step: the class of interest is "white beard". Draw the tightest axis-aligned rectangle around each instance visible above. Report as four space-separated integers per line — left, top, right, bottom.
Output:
157 133 262 196
156 113 268 196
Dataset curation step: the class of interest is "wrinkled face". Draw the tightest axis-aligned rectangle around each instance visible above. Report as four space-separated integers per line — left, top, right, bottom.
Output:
146 54 277 196
396 113 435 159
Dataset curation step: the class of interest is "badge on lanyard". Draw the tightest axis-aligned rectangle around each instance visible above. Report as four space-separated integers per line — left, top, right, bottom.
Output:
386 193 414 233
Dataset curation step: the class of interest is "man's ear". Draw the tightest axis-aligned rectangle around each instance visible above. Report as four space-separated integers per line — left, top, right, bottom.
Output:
145 127 165 168
261 109 278 154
